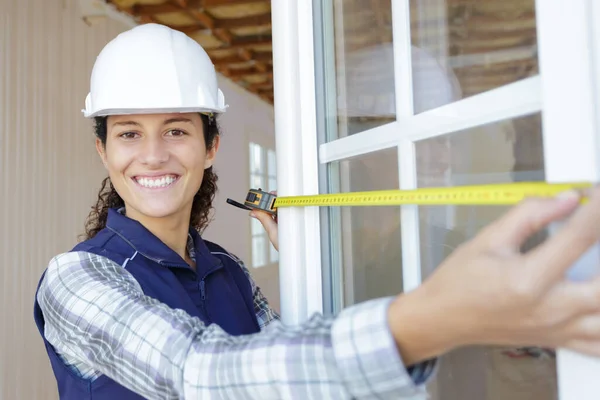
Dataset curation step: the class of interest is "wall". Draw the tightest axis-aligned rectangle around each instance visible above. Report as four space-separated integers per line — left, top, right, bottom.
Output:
0 0 278 398
204 76 280 312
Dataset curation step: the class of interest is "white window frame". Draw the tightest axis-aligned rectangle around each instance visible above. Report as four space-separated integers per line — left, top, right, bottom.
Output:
271 0 323 324
248 142 278 268
271 0 600 397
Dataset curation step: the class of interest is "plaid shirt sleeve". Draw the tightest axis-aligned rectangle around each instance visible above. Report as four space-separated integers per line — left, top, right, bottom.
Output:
38 251 436 399
235 258 436 385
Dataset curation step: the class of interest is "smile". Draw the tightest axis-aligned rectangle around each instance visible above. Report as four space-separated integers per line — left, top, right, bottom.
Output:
133 174 179 189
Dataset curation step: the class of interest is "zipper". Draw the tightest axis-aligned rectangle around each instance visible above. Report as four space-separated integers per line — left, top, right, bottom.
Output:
199 279 206 301
199 278 211 323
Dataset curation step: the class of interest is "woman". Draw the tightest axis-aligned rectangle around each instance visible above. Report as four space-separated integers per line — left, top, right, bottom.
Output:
34 23 600 400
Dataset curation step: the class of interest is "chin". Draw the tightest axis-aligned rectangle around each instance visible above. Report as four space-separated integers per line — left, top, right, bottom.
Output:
128 202 186 220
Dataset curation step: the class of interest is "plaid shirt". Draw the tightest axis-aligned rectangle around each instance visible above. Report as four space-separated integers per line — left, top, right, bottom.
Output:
37 242 436 399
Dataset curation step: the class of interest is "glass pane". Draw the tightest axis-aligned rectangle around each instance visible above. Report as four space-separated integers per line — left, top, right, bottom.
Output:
268 178 277 193
270 243 279 263
249 143 263 174
415 113 556 400
328 147 402 305
250 174 264 190
251 218 263 235
251 235 267 268
331 0 396 138
267 149 276 177
410 0 539 113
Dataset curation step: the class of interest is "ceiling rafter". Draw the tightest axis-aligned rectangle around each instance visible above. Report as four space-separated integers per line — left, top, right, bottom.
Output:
108 0 538 107
109 0 274 104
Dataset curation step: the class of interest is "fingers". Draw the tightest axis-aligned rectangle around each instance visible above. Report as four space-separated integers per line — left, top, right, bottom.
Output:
476 190 581 252
565 314 600 341
564 340 600 358
251 210 276 230
526 186 600 288
544 277 600 322
251 210 279 251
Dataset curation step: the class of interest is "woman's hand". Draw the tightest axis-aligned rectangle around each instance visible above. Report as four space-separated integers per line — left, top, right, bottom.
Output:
388 187 600 365
250 191 278 251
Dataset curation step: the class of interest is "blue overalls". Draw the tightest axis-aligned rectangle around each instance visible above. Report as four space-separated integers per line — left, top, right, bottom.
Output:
33 208 261 399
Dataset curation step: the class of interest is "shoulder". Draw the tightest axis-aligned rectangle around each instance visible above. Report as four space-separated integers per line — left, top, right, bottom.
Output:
72 228 115 251
203 241 255 283
204 240 245 266
71 229 132 265
40 251 142 301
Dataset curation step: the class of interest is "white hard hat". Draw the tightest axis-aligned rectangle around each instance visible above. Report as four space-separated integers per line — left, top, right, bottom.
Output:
82 23 227 118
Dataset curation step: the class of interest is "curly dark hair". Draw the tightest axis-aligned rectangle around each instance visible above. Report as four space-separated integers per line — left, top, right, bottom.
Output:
82 113 220 240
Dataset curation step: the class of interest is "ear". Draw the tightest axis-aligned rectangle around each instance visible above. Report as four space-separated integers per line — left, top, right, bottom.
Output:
95 138 108 169
204 135 220 169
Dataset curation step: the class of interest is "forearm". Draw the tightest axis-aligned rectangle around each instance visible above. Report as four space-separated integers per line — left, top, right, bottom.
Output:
39 252 432 399
182 298 429 399
387 285 467 366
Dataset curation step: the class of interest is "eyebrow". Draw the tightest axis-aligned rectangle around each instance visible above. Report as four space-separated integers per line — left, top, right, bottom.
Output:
111 120 141 127
110 117 195 128
163 117 194 125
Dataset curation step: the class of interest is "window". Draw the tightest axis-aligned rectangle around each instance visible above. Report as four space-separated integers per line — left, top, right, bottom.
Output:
249 142 278 268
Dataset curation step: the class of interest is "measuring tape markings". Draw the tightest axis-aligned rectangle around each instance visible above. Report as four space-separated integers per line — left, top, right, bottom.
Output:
272 182 592 208
227 182 592 215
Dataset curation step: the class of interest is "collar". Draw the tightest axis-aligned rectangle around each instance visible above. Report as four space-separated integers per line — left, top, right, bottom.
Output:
105 208 222 276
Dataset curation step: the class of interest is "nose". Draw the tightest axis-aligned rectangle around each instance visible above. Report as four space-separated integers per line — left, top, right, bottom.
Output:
139 135 169 166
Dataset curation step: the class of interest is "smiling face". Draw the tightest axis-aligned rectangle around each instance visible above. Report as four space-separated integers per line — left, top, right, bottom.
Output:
96 112 219 225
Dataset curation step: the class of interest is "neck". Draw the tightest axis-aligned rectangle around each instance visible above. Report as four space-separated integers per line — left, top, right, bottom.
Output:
124 207 193 266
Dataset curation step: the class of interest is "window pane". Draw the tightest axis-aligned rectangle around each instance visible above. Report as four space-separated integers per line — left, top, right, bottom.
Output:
327 147 401 306
269 242 278 263
330 0 396 138
415 113 556 400
250 174 264 190
249 143 263 173
267 149 276 177
267 178 277 193
251 235 267 268
410 0 539 113
251 218 263 235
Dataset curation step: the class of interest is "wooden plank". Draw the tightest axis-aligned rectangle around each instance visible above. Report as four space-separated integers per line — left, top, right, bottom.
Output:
214 13 271 29
227 35 272 48
202 0 270 6
133 3 180 15
211 51 271 65
225 66 273 77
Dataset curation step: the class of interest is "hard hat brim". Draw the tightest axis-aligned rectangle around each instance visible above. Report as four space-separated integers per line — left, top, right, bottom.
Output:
82 105 228 118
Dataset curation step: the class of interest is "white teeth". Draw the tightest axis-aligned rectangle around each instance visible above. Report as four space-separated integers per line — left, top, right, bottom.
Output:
136 175 176 188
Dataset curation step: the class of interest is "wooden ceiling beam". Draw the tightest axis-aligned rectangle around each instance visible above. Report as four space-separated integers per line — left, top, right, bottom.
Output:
213 28 233 44
210 36 271 49
201 0 270 6
133 6 270 30
109 0 274 103
215 14 271 29
188 10 215 29
223 66 273 78
133 4 179 15
248 82 273 91
237 48 269 72
211 51 271 65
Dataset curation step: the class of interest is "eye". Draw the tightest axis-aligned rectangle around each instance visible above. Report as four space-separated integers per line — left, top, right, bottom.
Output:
119 131 139 139
166 129 186 137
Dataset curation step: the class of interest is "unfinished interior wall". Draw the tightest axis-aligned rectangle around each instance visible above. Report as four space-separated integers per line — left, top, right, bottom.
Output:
205 75 280 312
0 0 278 398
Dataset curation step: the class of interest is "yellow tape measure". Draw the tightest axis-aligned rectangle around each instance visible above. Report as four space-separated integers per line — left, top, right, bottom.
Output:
226 182 592 215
